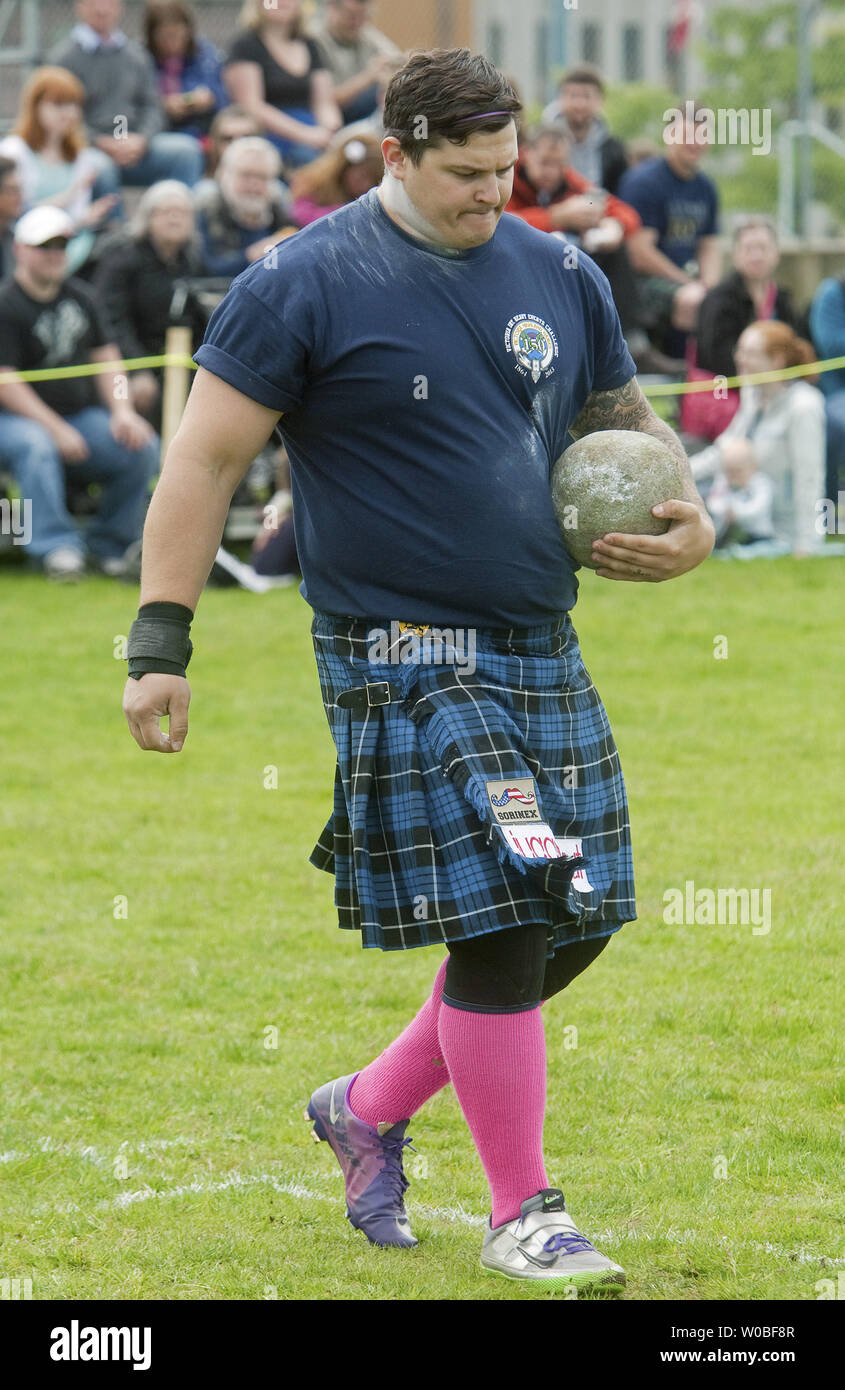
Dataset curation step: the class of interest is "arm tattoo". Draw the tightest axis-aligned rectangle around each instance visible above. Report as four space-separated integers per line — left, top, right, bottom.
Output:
569 376 707 514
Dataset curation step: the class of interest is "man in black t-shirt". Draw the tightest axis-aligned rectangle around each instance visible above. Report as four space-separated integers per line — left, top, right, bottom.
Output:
0 206 160 580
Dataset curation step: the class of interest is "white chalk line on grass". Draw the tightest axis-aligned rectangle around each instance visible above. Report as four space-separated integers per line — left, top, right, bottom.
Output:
6 1140 843 1267
0 1135 200 1169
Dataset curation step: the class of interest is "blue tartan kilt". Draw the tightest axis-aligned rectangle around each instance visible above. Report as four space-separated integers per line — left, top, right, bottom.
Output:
309 609 637 957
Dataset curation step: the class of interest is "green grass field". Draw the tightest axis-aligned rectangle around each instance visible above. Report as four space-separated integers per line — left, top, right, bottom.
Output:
1 557 841 1301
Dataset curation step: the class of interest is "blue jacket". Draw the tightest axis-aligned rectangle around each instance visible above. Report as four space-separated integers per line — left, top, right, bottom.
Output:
154 38 227 138
809 278 845 396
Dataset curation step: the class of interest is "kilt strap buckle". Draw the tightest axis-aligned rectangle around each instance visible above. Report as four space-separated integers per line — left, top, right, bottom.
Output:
336 679 401 712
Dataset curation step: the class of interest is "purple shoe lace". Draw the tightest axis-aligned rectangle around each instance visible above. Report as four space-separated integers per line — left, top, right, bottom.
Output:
542 1230 596 1255
378 1133 416 1207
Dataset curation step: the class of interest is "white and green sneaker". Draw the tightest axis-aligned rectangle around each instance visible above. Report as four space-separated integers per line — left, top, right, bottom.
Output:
480 1189 626 1291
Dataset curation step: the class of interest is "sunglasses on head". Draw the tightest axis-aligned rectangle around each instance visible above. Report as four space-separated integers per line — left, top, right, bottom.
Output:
36 237 70 250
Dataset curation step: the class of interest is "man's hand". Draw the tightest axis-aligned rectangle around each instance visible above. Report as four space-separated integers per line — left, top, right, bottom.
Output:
102 134 148 167
550 195 604 234
671 280 707 332
591 499 715 581
111 407 155 450
49 419 90 464
130 370 160 416
123 673 190 753
80 192 119 228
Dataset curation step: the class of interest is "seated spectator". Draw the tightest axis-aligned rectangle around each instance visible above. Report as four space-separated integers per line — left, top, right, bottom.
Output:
809 272 845 515
0 158 24 279
289 133 384 226
144 0 227 142
704 438 775 548
194 136 296 278
683 217 798 443
619 107 721 356
224 0 342 171
251 448 299 580
51 0 204 197
309 0 402 126
689 322 827 557
0 66 118 276
540 65 628 194
93 180 208 424
507 127 678 373
0 206 159 580
202 104 261 184
328 52 400 149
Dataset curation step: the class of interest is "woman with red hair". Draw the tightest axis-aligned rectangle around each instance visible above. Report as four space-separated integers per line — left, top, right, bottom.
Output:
0 66 118 274
691 320 830 557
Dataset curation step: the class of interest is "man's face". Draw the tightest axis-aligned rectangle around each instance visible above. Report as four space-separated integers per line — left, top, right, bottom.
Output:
331 0 369 38
16 239 68 288
560 82 603 133
521 136 568 192
214 118 258 154
665 120 707 177
393 124 519 249
224 156 276 214
76 0 121 35
0 172 23 225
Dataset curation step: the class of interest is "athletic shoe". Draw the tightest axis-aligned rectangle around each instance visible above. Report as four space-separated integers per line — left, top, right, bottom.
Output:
480 1188 626 1290
44 546 85 581
85 543 141 580
305 1072 418 1248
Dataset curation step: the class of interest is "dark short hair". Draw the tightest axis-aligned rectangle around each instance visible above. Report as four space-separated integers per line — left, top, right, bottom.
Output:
560 65 605 95
383 48 522 165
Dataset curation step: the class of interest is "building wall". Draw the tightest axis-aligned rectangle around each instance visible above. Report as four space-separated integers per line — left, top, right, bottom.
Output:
471 0 708 110
373 0 473 52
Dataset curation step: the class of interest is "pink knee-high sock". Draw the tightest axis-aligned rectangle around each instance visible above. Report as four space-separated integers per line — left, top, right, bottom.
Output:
348 957 450 1128
437 1002 548 1228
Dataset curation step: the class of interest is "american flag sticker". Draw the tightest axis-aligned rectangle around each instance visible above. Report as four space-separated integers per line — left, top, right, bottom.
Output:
486 777 543 824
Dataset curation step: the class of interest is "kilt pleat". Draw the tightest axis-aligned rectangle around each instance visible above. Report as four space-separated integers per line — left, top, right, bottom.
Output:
308 610 636 955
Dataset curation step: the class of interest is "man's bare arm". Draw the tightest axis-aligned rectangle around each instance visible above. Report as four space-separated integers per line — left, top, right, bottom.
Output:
569 375 707 518
139 366 283 610
568 375 714 580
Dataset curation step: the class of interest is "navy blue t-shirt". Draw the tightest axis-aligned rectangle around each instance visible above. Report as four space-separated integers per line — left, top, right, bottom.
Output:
194 188 635 626
618 157 719 271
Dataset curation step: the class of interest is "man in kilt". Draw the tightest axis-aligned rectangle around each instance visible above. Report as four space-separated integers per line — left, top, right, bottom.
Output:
123 48 715 1290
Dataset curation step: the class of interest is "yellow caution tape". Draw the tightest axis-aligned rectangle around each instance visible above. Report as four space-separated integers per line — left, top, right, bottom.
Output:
1 352 844 395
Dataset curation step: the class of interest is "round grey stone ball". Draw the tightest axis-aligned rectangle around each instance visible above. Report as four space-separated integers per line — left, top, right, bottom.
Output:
551 429 687 568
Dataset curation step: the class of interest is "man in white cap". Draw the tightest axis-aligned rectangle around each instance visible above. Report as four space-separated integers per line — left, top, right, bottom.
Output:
0 205 159 579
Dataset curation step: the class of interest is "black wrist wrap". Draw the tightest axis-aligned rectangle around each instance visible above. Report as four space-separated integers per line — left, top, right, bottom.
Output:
127 601 194 680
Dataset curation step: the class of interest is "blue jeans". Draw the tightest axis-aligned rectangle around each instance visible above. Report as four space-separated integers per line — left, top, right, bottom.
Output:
824 389 845 508
263 107 321 169
0 407 159 563
89 133 205 219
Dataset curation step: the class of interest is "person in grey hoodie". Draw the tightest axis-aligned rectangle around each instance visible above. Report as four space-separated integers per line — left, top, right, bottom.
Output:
540 65 628 194
51 0 204 202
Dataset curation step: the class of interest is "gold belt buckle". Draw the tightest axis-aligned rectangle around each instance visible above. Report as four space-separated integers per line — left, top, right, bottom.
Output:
397 621 430 637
